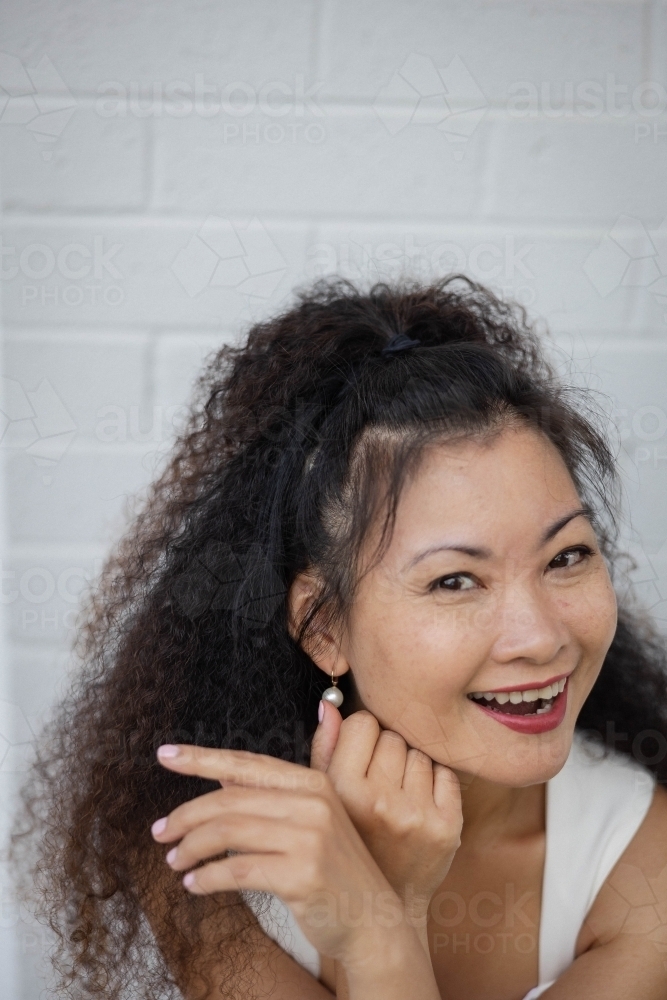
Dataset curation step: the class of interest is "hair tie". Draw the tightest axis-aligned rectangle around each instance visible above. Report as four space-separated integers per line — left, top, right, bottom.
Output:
381 332 421 356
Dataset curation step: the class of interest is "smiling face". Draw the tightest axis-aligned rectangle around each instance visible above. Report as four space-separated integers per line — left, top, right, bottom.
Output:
334 424 618 786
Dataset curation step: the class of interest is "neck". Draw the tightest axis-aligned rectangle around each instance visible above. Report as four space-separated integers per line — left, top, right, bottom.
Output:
454 769 546 844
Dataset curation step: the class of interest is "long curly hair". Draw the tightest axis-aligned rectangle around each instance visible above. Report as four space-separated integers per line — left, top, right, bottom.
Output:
9 276 667 1000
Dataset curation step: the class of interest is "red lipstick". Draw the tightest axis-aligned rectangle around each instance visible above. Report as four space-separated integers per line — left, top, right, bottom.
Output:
470 671 571 695
470 677 569 735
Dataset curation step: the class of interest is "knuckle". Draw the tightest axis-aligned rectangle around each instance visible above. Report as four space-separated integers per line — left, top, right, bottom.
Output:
396 806 426 835
379 729 406 749
342 710 379 733
227 854 254 881
315 769 333 793
427 816 461 850
226 749 256 765
372 795 424 835
194 744 223 766
406 747 432 769
370 793 392 820
307 794 334 828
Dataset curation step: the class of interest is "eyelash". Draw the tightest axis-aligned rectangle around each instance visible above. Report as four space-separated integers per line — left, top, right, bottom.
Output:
547 544 595 571
428 545 595 593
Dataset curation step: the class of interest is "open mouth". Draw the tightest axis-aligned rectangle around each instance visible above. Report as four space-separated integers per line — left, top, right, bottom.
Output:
466 676 567 716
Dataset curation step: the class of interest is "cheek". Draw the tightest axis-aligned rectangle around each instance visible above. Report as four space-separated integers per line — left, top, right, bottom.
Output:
559 571 618 659
348 603 489 719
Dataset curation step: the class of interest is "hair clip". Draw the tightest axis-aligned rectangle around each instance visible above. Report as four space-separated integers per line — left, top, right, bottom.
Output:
381 332 421 356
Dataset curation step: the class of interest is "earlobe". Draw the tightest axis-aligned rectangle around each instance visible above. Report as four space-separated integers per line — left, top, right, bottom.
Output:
286 571 351 680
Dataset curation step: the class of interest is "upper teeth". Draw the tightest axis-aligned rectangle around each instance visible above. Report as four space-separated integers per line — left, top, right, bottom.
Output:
470 677 566 703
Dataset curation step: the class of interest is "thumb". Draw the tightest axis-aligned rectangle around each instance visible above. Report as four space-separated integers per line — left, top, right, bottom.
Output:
310 699 343 772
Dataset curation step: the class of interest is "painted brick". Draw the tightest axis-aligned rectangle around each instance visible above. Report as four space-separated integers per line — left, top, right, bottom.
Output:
1 4 666 998
1 100 146 211
151 331 231 437
6 449 159 545
7 643 72 741
552 338 667 549
152 110 490 218
318 0 645 103
3 331 149 444
4 547 109 646
0 218 313 328
487 117 667 224
309 221 648 334
0 0 316 92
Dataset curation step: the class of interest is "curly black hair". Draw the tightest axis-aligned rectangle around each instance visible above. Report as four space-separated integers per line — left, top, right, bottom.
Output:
8 276 667 999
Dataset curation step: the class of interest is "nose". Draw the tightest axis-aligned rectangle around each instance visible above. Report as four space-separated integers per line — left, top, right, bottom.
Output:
491 581 568 666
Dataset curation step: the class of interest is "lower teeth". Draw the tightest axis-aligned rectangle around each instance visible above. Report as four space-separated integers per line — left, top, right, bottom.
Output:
481 696 555 715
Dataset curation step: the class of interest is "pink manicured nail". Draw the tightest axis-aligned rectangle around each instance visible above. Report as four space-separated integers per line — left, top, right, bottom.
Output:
151 817 167 836
166 848 177 864
318 700 324 723
157 744 180 758
183 872 195 888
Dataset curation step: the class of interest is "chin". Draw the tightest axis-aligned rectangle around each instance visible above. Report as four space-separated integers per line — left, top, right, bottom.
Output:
449 672 588 785
468 726 578 787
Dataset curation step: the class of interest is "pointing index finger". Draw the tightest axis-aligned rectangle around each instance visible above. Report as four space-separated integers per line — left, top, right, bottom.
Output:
156 744 328 793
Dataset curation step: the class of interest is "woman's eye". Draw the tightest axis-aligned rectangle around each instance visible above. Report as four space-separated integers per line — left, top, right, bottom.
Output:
548 546 593 570
431 574 477 592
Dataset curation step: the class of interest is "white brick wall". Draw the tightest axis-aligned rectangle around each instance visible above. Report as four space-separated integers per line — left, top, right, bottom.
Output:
1 2 667 996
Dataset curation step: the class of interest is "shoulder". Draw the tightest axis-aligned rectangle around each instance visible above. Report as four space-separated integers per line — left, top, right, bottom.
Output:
618 781 667 886
577 780 667 954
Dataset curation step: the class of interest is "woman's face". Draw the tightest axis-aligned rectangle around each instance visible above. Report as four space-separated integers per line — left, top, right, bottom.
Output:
336 425 618 786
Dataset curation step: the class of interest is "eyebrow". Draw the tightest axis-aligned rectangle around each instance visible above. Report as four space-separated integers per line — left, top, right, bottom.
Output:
403 505 596 573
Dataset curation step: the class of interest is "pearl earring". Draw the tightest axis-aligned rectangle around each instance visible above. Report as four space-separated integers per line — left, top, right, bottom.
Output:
322 668 343 708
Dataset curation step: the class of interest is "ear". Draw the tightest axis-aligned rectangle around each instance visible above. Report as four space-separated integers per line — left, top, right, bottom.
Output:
287 570 351 681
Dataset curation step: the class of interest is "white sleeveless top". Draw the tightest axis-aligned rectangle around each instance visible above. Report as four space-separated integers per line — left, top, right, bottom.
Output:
243 732 656 998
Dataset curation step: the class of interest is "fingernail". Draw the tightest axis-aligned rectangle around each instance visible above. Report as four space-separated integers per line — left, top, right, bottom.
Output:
318 700 324 724
151 817 167 836
157 744 180 758
166 848 177 864
183 872 195 888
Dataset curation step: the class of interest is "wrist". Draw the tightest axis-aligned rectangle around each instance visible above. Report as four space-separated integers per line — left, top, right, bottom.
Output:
401 883 431 924
342 923 438 999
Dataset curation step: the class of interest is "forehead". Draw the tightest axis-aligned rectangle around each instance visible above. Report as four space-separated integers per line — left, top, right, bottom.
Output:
388 427 581 551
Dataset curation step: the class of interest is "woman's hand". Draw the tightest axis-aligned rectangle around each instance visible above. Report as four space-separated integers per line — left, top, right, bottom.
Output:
310 702 463 919
151 743 417 970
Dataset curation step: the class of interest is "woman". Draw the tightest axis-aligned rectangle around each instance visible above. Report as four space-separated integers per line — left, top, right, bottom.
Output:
11 277 667 1000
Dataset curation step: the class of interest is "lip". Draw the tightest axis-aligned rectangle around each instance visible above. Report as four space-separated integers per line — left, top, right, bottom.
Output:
469 676 569 735
467 671 571 696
